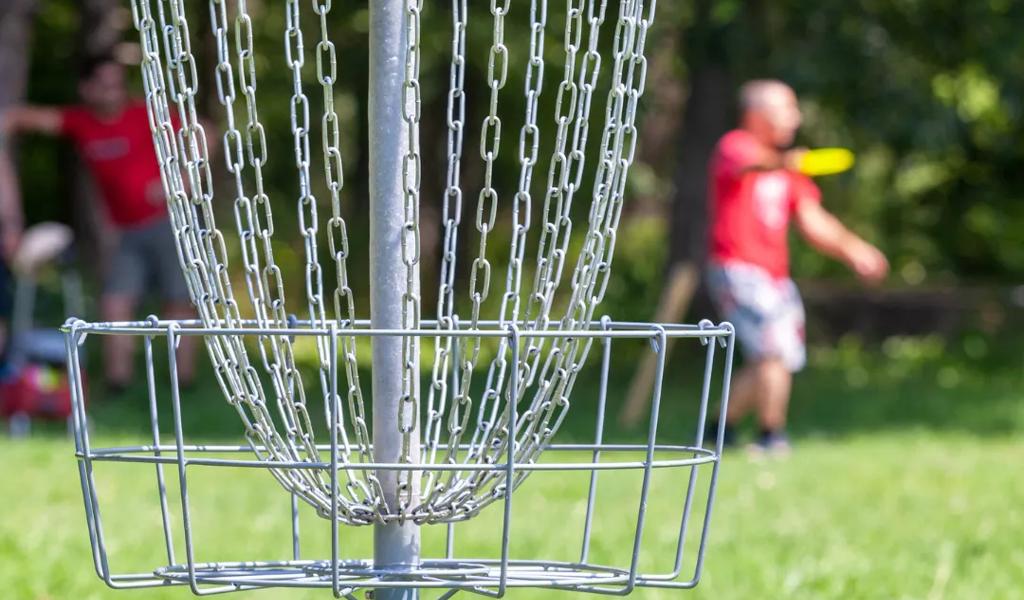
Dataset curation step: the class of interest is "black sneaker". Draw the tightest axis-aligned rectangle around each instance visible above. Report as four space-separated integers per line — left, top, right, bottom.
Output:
747 429 791 457
703 419 736 449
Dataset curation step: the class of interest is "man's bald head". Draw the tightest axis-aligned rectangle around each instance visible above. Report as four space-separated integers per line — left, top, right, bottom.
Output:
739 79 802 148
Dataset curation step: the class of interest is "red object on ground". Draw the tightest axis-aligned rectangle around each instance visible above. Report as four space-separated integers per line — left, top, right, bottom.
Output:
0 364 76 421
709 128 822 280
60 100 170 228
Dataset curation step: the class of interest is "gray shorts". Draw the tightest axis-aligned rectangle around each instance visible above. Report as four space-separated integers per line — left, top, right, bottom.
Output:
707 261 807 372
106 218 189 303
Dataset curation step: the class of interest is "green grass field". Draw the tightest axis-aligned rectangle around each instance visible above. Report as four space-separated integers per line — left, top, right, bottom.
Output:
2 335 1023 599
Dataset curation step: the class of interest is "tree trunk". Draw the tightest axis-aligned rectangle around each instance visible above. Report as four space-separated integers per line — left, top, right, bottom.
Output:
666 67 732 268
72 0 126 285
0 0 38 112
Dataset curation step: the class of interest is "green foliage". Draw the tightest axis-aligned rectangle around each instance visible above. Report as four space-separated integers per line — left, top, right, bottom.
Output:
766 1 1024 281
16 0 1024 323
600 214 669 320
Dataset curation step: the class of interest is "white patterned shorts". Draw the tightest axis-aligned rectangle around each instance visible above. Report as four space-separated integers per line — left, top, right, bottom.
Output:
707 261 806 372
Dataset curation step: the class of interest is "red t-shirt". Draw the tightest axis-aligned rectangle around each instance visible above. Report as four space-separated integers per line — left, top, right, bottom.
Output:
708 129 821 279
60 101 167 228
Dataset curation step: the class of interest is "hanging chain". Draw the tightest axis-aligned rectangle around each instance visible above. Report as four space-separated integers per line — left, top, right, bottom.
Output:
509 0 612 466
429 0 510 514
210 0 327 508
513 0 651 477
459 0 605 495
130 0 655 525
421 0 468 519
458 0 550 502
466 0 651 502
396 0 424 518
312 0 381 518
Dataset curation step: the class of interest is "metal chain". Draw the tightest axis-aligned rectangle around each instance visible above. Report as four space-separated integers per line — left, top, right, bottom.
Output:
135 0 309 510
130 0 656 525
209 0 331 511
467 0 649 503
458 0 607 499
397 0 424 518
425 0 511 516
421 0 468 519
134 0 379 523
311 0 381 518
454 0 552 508
512 0 651 478
504 0 599 435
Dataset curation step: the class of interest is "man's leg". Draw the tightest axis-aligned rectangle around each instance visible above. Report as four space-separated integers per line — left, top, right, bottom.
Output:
103 228 146 390
751 357 793 432
706 263 767 444
101 293 138 387
750 278 805 449
152 218 196 385
724 363 760 424
720 357 792 435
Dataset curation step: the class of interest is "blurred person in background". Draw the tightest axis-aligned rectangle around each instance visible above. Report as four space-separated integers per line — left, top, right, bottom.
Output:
0 55 196 392
706 79 889 454
0 148 23 372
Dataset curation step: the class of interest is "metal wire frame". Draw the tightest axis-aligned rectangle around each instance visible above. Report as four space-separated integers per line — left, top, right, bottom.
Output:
62 317 734 598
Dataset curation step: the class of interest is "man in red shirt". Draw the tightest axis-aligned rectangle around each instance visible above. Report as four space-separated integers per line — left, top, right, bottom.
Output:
707 80 888 453
0 56 196 391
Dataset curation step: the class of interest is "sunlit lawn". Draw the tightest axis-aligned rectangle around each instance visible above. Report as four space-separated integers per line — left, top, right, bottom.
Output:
2 336 1023 599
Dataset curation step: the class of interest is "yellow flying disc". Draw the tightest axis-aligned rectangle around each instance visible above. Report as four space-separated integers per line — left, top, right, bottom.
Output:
798 147 856 177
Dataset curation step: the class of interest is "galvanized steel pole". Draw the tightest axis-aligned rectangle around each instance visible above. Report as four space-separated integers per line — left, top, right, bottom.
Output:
369 1 420 598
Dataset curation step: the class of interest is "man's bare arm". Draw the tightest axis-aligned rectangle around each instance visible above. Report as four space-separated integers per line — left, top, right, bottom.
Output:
0 148 24 260
794 199 888 284
0 106 63 137
0 106 64 260
739 146 807 174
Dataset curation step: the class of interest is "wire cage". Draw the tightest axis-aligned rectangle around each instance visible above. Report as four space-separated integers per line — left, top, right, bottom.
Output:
64 0 740 596
63 317 734 597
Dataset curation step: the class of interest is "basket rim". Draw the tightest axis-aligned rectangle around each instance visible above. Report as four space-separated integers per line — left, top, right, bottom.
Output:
77 442 719 473
61 317 735 342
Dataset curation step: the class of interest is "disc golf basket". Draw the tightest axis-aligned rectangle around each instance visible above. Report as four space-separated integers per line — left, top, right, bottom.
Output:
63 0 735 597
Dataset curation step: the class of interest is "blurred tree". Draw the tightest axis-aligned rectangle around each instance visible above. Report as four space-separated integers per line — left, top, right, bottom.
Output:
0 0 37 112
71 0 127 283
11 0 1024 324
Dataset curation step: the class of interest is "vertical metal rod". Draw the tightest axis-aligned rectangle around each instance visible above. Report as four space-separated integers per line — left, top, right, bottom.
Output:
144 330 177 566
166 325 201 595
65 326 108 580
291 494 301 561
498 325 520 596
329 326 342 598
580 316 613 563
370 1 420 598
445 522 456 560
687 325 737 584
626 327 669 593
669 330 717 576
